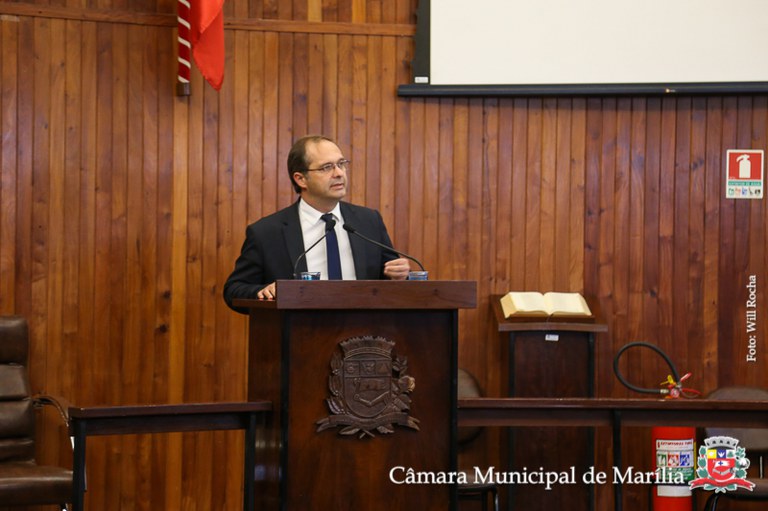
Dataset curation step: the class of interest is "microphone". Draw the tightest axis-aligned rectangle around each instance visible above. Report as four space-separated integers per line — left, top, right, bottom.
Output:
342 223 425 272
292 218 336 278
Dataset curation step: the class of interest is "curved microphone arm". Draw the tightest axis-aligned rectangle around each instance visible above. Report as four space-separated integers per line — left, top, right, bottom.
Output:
292 219 336 278
342 224 425 272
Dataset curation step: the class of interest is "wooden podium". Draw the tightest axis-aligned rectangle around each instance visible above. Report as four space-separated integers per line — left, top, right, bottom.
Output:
491 297 607 511
235 280 476 511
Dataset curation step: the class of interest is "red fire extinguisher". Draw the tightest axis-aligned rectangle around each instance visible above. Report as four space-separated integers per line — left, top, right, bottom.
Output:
651 426 695 511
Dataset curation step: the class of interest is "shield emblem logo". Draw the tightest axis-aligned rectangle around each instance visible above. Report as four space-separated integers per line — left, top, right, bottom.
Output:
690 436 755 493
316 336 420 438
706 448 736 482
343 357 392 418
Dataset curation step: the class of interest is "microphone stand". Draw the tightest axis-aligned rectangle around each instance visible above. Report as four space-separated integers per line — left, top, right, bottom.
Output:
342 224 425 272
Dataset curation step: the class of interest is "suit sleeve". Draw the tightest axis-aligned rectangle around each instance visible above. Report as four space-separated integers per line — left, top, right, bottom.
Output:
374 210 400 276
223 224 268 314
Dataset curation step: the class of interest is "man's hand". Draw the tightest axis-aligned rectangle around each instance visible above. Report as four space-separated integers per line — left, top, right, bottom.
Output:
383 258 411 280
257 282 277 300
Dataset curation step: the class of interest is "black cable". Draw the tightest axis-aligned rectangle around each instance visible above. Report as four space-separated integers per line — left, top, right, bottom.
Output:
613 341 681 395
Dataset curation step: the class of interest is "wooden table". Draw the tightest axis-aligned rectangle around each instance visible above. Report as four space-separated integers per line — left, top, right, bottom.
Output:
69 401 272 511
458 397 768 511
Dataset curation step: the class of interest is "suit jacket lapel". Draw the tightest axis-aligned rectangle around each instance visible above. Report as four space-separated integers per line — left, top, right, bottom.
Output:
282 201 305 275
340 203 368 279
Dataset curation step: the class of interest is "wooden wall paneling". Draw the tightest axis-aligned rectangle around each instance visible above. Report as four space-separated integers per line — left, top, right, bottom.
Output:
47 18 67 432
291 32 309 150
641 97 662 386
620 95 641 388
716 97 745 386
733 90 758 374
112 21 131 511
351 0 365 23
0 16 18 312
349 34 367 206
320 0 337 22
436 99 453 277
745 97 767 387
477 97 504 394
320 33 338 140
509 99 528 293
193 68 224 510
406 98 424 260
213 28 238 511
699 98 720 394
493 99 512 293
14 18 35 320
305 33 324 135
224 28 251 510
30 15 51 401
334 34 352 182
245 30 264 225
373 36 393 220
421 99 440 275
364 35 382 212
584 97 614 511
570 99 587 291
656 97 677 392
732 96 756 382
392 37 411 242
152 30 174 511
688 97 707 388
628 98 644 338
450 98 469 281
365 0 380 24
168 47 190 511
136 25 160 511
539 97 557 291
336 0 351 23
378 36 396 229
612 97 631 384
276 32 295 209
292 0 307 21
596 99 619 393
121 22 145 510
552 98 572 291
259 31 279 218
523 99 542 289
62 17 83 435
229 28 251 399
672 98 693 396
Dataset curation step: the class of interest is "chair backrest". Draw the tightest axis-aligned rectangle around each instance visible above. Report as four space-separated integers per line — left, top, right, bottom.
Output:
0 315 36 463
705 386 768 452
457 368 483 445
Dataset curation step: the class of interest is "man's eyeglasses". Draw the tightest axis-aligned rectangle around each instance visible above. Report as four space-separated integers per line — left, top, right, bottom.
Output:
304 159 350 173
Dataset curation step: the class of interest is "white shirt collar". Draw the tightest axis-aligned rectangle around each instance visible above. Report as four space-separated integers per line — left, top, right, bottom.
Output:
298 198 342 225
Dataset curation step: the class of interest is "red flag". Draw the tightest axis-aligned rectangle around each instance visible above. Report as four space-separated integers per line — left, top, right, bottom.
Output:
190 0 225 91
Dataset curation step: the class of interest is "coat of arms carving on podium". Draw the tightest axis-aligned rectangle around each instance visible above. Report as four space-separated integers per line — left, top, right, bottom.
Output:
316 336 420 439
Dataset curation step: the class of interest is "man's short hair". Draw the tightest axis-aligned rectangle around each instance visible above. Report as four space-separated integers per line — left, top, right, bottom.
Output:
287 135 335 193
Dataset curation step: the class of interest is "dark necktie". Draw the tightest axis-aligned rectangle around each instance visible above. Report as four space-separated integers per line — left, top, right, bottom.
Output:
321 213 342 280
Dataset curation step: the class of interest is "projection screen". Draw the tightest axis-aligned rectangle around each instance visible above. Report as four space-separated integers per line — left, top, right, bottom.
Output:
398 0 768 95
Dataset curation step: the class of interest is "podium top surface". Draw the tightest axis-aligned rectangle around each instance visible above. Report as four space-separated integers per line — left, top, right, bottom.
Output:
233 280 477 310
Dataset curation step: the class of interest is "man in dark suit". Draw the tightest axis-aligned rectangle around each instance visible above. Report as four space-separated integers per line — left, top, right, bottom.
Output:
223 135 410 313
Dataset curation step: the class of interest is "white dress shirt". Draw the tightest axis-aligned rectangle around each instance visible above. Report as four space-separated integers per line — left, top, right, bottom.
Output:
298 199 357 280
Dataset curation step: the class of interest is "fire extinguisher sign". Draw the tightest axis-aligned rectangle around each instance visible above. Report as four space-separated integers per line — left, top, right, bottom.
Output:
726 149 764 199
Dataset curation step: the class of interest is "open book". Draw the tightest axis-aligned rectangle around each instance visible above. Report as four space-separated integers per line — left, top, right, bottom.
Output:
499 291 592 318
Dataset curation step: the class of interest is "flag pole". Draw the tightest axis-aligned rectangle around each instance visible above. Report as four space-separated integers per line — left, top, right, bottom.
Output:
176 0 192 96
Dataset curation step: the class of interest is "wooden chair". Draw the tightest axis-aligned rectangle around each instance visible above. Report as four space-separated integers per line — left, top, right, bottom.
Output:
457 368 499 511
701 386 768 510
0 315 72 509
